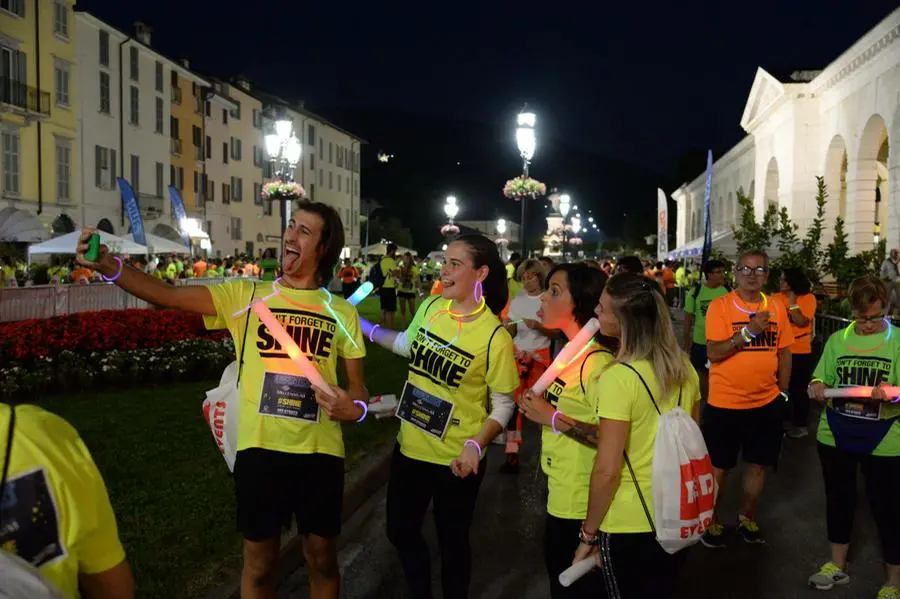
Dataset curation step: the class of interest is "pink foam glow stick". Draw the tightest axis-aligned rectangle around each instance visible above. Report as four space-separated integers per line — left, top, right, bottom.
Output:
252 301 335 397
531 318 601 395
823 386 900 399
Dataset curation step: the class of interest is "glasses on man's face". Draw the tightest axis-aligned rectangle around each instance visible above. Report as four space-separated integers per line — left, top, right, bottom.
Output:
855 313 887 325
735 265 769 276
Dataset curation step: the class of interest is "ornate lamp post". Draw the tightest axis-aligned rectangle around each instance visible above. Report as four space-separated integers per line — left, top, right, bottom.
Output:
516 108 536 256
441 195 460 241
559 194 571 259
496 217 509 260
264 119 303 242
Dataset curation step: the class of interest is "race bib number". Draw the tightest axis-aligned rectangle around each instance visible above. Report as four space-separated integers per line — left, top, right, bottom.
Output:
832 398 882 422
259 372 319 423
0 468 65 567
396 382 455 440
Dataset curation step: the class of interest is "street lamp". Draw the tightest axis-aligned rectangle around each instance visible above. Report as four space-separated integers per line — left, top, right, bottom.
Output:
516 107 537 256
264 118 302 241
444 195 459 223
559 194 571 260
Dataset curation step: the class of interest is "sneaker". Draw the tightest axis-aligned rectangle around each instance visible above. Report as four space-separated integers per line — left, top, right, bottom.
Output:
787 426 809 439
878 586 900 599
807 562 850 590
700 522 726 549
736 514 765 544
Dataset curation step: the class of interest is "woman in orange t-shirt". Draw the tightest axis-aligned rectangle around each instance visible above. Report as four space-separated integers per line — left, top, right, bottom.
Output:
774 267 817 438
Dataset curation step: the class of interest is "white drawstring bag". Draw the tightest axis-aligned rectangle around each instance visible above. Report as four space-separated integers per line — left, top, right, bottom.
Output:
0 552 67 599
621 364 717 554
202 361 240 471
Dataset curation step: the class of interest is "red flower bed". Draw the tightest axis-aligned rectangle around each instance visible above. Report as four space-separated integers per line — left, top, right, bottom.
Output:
0 309 229 361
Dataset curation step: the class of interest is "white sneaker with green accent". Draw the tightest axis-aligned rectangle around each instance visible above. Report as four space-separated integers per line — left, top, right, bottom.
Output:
807 562 849 590
877 585 900 599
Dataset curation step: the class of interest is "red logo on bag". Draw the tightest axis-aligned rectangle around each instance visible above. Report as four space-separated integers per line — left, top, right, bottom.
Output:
203 400 227 454
679 456 715 519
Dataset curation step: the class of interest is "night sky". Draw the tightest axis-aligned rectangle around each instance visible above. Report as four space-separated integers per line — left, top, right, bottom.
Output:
80 0 898 176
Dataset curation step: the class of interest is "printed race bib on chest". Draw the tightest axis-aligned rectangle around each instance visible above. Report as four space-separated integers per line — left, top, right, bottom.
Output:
0 468 65 568
396 382 455 440
832 399 882 421
258 372 319 423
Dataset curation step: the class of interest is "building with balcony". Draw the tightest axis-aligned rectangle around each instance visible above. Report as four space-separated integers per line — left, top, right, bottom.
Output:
169 58 207 219
0 0 80 241
670 7 900 258
201 77 277 257
257 93 363 257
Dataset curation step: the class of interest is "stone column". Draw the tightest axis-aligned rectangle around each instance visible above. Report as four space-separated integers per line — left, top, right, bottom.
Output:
845 158 879 252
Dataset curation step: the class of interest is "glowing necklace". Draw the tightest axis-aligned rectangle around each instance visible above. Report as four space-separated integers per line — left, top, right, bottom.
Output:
423 299 487 350
844 319 892 354
732 291 767 316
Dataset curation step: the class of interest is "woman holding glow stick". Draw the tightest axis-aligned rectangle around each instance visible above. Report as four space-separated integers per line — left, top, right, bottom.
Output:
501 258 555 474
573 272 700 598
807 276 900 597
518 263 615 599
74 202 367 599
364 234 519 599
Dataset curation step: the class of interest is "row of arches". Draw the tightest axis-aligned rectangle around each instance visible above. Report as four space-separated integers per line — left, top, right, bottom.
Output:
49 214 183 243
683 112 892 248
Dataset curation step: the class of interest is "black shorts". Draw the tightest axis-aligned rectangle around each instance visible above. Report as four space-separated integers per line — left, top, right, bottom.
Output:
397 291 416 300
380 288 397 312
703 399 784 469
689 343 708 372
233 448 344 541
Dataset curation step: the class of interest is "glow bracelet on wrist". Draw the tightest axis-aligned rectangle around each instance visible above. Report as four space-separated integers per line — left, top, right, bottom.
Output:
789 304 800 311
252 301 335 397
464 439 482 459
101 256 123 282
550 410 562 435
368 324 381 343
353 400 368 423
531 318 601 395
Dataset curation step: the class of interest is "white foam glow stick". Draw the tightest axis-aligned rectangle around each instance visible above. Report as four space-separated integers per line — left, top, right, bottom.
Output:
823 386 900 399
347 281 374 306
530 318 601 395
252 301 335 397
559 558 597 587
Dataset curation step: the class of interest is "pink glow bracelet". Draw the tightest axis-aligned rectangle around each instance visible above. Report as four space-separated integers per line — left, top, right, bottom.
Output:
101 256 123 282
353 400 368 423
464 439 482 459
551 410 562 435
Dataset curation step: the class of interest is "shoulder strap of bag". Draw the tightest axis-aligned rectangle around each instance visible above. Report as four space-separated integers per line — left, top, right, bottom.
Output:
0 404 16 520
619 362 661 534
579 349 613 394
485 324 503 378
236 282 257 386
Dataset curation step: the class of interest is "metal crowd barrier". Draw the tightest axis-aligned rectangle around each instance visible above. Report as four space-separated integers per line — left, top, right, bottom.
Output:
0 277 242 322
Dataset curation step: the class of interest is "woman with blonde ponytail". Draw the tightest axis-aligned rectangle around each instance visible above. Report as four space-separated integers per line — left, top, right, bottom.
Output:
574 272 701 598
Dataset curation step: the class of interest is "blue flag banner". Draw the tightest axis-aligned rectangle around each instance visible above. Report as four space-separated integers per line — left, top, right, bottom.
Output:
117 177 146 246
167 185 191 247
701 150 713 267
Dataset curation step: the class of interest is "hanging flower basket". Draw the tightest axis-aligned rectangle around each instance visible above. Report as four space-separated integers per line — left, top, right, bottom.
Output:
495 237 509 245
569 237 583 246
440 224 460 236
261 180 306 202
503 176 546 201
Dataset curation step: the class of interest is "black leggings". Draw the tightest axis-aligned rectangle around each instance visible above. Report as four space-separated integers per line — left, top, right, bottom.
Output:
787 352 815 427
386 445 486 599
544 514 603 599
595 531 686 598
818 442 900 564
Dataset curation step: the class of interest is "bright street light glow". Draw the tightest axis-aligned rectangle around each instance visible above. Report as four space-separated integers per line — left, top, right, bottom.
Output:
444 196 459 219
264 134 281 159
284 136 302 166
571 217 581 235
517 111 536 127
274 119 293 141
559 194 571 217
497 218 507 235
516 127 535 161
588 216 594 222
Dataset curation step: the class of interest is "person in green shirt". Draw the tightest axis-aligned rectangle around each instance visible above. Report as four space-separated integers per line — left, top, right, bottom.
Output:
379 243 399 328
675 261 687 308
807 276 900 598
682 259 727 403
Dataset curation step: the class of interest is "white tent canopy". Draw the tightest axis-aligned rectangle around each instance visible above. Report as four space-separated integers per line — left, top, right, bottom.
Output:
124 232 191 255
27 231 147 256
0 207 48 243
361 242 417 256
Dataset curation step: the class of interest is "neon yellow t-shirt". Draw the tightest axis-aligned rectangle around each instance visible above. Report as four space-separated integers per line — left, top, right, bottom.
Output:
592 359 700 533
0 405 126 599
204 280 366 457
380 257 397 289
542 346 614 519
397 297 519 466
